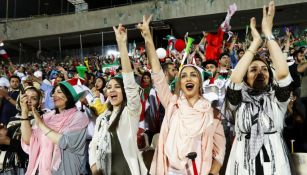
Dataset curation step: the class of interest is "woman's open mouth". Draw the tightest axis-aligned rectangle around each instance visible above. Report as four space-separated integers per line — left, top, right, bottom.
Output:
110 94 118 101
185 83 195 91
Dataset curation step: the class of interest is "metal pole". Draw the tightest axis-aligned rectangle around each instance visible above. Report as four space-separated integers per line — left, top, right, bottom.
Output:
80 34 83 59
58 37 62 59
101 32 104 55
14 0 16 18
38 0 41 15
67 1 70 14
38 40 41 51
19 42 22 64
60 0 63 14
5 0 9 21
37 40 41 63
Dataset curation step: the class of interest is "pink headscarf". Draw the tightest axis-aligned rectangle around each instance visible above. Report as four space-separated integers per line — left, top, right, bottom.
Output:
21 107 89 175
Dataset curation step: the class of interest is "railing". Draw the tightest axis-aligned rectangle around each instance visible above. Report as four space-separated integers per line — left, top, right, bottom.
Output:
0 0 153 22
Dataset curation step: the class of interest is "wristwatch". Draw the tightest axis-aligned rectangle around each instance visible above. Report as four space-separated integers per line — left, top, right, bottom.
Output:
266 34 275 41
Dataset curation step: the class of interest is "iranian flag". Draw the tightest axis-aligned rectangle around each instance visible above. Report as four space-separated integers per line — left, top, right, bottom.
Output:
102 56 120 75
0 42 9 60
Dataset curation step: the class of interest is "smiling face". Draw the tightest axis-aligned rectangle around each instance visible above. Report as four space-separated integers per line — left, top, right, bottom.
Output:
52 86 68 110
106 79 124 107
178 66 201 98
246 60 270 90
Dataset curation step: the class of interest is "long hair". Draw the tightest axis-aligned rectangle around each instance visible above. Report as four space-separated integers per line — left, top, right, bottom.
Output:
106 77 128 132
174 65 203 97
95 77 107 94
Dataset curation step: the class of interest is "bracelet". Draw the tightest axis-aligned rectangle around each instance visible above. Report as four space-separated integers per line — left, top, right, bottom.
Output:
45 129 53 136
266 34 276 42
246 49 256 55
18 118 31 121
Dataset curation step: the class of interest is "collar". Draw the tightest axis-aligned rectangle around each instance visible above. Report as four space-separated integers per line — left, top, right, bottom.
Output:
9 88 20 92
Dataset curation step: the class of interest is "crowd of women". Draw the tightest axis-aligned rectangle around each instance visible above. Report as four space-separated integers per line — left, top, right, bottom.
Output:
0 1 307 174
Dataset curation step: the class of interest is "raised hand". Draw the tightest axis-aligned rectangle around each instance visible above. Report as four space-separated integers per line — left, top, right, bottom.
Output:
286 28 291 38
232 33 238 42
262 0 275 37
250 17 262 46
202 31 208 37
32 106 43 127
0 124 8 137
20 94 29 116
57 66 67 73
137 15 153 39
113 24 127 44
91 87 100 98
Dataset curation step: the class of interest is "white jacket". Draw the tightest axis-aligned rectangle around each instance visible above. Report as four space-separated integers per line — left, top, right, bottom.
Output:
89 72 147 175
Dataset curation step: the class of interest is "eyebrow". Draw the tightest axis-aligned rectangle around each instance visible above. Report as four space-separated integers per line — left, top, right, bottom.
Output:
107 83 120 86
250 65 268 69
181 71 197 75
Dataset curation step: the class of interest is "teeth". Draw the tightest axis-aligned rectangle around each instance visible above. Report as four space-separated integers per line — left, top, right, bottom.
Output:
186 83 194 87
110 95 117 99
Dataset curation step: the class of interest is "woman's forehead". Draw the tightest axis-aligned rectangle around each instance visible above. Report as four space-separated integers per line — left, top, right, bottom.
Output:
250 60 267 67
108 79 120 85
55 86 63 92
25 89 37 96
181 66 198 73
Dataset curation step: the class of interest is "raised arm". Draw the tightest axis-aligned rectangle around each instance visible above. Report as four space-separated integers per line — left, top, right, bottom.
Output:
196 46 206 62
230 17 262 83
262 1 289 80
113 24 132 73
283 28 291 54
138 15 172 107
113 24 141 114
137 15 161 74
229 34 237 54
20 94 32 145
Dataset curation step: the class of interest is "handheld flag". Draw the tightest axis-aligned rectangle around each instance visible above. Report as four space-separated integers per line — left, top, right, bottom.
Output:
0 42 10 60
